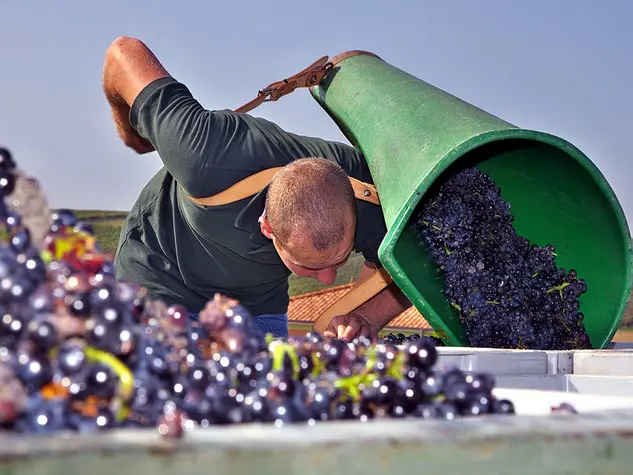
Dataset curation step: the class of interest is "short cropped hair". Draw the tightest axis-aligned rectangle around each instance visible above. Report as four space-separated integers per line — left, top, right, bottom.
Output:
265 158 356 252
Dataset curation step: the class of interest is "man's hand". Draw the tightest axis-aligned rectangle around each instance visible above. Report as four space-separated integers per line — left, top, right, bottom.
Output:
114 115 155 154
322 313 379 343
122 132 155 154
318 262 412 343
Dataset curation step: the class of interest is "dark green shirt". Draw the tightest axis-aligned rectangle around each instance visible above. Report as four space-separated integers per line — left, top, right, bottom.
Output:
115 77 387 316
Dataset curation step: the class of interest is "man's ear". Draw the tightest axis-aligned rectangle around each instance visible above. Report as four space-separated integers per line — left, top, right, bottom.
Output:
260 216 274 240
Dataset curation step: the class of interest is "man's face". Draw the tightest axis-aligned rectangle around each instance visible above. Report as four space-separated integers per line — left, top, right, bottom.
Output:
260 217 355 285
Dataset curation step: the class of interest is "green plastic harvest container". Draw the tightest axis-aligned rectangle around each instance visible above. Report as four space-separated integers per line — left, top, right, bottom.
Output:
310 51 632 349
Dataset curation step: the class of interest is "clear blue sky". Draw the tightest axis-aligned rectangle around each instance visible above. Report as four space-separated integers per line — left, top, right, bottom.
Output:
1 1 632 227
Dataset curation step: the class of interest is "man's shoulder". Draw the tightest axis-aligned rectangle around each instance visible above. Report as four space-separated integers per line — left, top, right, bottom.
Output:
210 111 372 181
131 76 371 193
276 128 371 181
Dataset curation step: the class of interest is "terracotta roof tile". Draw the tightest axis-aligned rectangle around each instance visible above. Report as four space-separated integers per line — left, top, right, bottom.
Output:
288 283 431 330
388 306 432 330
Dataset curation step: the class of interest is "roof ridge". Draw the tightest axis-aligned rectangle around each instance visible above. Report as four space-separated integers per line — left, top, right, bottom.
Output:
289 282 356 301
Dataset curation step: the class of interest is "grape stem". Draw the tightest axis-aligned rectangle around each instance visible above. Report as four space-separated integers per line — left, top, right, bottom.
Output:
546 282 570 299
271 342 300 378
84 346 135 401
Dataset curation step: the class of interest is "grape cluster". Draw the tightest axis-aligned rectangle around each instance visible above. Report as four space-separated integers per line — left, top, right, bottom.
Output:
412 167 591 350
380 333 445 347
0 147 522 436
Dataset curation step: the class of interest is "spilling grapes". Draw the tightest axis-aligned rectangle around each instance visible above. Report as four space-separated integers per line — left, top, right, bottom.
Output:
380 332 445 346
413 167 591 350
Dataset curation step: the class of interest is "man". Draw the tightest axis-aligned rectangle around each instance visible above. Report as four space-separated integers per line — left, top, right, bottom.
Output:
102 36 412 341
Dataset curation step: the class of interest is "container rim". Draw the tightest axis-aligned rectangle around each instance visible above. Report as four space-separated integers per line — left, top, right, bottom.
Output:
377 128 633 349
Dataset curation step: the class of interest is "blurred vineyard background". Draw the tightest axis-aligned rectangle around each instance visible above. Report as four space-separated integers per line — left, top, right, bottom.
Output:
73 209 633 329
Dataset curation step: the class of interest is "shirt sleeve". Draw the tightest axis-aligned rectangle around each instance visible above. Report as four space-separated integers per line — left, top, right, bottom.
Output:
129 77 285 199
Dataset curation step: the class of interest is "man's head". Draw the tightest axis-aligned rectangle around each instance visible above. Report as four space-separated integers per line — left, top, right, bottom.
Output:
260 158 357 285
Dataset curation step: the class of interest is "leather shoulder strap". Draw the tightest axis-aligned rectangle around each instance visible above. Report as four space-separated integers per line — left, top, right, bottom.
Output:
311 267 394 334
234 56 333 114
185 168 380 207
348 177 380 206
185 168 283 207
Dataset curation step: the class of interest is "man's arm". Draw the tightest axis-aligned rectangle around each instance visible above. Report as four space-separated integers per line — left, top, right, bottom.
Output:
350 261 412 330
102 36 271 199
102 37 170 154
322 260 412 342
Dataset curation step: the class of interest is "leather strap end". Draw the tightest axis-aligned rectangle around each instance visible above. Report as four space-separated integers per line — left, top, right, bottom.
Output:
349 177 380 206
311 267 394 334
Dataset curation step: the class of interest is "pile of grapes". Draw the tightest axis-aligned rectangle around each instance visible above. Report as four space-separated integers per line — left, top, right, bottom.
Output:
0 146 519 437
413 167 591 350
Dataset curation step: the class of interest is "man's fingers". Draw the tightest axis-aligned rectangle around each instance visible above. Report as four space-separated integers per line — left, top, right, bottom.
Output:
328 315 347 339
133 140 155 154
322 315 377 343
323 315 345 340
121 130 155 154
341 319 362 342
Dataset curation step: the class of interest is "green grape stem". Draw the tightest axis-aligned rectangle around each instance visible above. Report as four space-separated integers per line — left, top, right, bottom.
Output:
310 352 327 378
332 346 406 403
84 346 135 401
430 328 450 343
546 282 570 299
271 343 300 378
